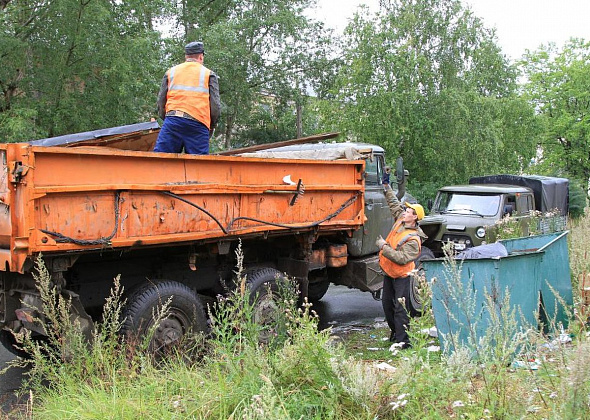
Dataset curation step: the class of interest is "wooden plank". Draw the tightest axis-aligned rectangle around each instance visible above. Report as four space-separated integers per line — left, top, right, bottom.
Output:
214 132 341 156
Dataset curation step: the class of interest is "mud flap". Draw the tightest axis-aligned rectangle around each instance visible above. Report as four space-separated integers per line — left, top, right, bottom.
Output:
63 290 95 342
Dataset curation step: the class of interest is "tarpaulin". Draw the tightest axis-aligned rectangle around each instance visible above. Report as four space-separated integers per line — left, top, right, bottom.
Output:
469 174 569 216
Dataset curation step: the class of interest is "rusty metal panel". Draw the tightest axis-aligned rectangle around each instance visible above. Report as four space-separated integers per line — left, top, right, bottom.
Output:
327 244 348 267
0 144 365 273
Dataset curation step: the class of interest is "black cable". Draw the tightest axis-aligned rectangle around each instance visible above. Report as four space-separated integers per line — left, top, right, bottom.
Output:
41 191 121 246
226 193 360 231
40 190 359 246
162 191 228 234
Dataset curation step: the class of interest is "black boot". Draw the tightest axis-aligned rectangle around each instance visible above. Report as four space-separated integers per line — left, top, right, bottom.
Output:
389 331 396 342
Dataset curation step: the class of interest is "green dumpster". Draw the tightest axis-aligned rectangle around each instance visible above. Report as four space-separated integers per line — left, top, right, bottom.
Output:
424 231 573 353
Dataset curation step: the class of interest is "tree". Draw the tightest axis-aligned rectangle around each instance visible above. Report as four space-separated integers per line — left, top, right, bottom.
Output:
1 0 337 148
321 0 539 189
521 39 590 189
0 0 170 141
170 0 338 148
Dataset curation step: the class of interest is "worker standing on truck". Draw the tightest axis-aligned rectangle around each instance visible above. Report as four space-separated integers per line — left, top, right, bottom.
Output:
376 183 427 348
154 41 221 155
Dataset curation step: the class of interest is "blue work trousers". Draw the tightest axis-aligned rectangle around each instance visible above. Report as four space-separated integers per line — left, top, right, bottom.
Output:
154 116 210 155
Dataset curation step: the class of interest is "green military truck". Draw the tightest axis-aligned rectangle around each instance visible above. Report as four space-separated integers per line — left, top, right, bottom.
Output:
419 174 569 258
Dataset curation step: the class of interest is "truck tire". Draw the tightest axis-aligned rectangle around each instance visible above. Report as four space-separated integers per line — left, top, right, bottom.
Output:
414 247 435 272
409 247 435 313
246 267 290 344
307 278 330 302
120 281 208 354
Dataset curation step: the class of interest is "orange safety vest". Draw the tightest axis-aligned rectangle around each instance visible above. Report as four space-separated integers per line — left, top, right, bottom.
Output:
379 220 421 278
165 61 212 129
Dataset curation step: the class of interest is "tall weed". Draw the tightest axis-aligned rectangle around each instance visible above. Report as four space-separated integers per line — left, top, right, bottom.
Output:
11 257 132 390
7 211 590 419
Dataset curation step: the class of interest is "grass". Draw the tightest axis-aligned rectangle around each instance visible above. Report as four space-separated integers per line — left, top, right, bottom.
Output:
2 212 590 419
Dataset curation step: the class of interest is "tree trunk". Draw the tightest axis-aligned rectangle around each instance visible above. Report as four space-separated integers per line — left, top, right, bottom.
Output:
224 113 234 150
296 101 302 139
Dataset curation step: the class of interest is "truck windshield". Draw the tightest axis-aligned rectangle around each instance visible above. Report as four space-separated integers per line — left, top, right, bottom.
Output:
435 192 501 217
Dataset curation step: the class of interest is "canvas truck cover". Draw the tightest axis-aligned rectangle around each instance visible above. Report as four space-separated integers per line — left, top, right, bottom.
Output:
469 175 569 216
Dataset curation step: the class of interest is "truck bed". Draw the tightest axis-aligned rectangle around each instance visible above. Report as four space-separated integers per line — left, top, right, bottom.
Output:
0 143 365 273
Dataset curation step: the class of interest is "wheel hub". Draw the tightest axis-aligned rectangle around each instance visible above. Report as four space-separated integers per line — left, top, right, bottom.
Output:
155 317 183 346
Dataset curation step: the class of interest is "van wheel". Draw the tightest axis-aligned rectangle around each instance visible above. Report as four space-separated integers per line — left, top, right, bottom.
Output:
246 268 291 344
121 281 208 354
410 247 435 313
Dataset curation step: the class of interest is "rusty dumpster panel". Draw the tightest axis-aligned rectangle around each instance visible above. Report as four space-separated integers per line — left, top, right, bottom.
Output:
0 144 365 273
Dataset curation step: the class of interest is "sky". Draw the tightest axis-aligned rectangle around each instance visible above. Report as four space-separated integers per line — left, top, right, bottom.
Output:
313 0 590 60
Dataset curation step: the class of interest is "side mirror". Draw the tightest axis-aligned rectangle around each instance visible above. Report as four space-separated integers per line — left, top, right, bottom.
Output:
395 157 407 200
427 198 433 211
395 157 404 183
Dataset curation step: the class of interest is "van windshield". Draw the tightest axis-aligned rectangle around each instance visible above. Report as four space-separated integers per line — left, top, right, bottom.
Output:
435 193 501 217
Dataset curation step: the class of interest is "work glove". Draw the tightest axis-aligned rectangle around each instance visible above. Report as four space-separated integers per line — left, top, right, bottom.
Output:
375 235 387 250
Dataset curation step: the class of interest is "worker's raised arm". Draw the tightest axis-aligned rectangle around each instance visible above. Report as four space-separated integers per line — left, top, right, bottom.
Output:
383 183 404 220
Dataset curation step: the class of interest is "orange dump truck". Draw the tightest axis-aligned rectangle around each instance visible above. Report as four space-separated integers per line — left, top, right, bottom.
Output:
0 122 403 351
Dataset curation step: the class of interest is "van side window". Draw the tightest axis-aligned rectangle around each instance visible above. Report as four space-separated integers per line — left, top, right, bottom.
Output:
503 195 517 216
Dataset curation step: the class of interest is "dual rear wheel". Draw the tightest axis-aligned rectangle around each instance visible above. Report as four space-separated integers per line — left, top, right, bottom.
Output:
120 268 290 352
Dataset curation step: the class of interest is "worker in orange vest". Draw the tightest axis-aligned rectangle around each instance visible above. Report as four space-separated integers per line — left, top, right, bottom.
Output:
155 41 221 154
376 183 427 348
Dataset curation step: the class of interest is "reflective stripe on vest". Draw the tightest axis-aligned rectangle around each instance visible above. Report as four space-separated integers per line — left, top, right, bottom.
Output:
169 66 209 94
165 61 211 128
379 220 421 278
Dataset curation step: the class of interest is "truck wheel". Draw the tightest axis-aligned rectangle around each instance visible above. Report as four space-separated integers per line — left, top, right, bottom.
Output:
410 247 435 314
121 281 208 354
307 278 330 302
414 247 435 272
246 267 290 344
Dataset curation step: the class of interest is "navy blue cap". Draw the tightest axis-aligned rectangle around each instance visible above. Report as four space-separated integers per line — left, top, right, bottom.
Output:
185 41 204 55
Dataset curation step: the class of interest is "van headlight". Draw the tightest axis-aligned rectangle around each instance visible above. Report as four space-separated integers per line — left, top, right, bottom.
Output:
476 227 486 238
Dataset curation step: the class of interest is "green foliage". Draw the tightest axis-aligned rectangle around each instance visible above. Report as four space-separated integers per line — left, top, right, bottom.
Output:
568 180 587 219
8 257 131 392
0 107 47 142
521 39 590 187
180 0 338 148
323 0 539 187
1 0 170 139
5 220 590 418
1 0 337 147
8 248 392 418
486 210 567 242
568 210 590 286
406 179 440 214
